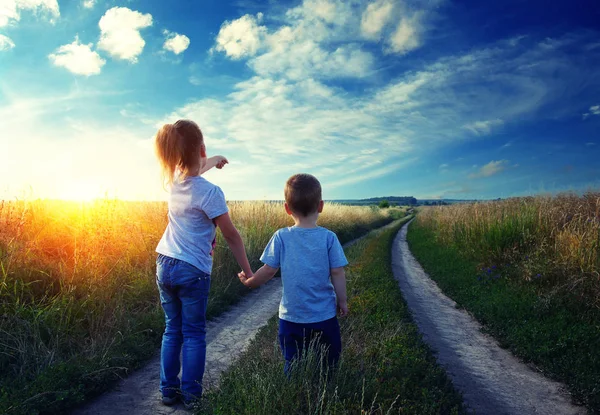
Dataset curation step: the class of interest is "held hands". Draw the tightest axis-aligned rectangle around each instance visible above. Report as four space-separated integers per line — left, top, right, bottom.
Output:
238 270 252 287
337 300 349 317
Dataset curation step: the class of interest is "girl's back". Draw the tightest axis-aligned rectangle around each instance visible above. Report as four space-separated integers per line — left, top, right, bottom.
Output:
157 176 228 275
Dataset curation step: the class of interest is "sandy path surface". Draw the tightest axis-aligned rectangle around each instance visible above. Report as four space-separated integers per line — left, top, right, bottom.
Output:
392 221 585 415
73 221 398 415
73 279 283 415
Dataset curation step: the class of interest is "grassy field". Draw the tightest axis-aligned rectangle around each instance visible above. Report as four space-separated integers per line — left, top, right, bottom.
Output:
0 199 402 414
202 217 464 415
408 193 600 412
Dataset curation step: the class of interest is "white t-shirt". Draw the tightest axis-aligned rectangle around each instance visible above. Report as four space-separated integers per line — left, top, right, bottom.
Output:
156 176 228 275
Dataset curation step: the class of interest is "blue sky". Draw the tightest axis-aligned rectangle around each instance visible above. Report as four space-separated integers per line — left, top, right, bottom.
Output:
0 0 599 201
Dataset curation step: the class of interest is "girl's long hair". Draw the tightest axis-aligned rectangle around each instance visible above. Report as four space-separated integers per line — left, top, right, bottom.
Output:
154 119 204 186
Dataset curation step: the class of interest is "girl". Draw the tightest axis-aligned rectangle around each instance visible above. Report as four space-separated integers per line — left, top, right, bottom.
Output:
154 119 253 408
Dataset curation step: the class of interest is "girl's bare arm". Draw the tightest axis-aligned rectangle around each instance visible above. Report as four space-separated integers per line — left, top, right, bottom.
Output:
199 155 229 175
213 212 252 277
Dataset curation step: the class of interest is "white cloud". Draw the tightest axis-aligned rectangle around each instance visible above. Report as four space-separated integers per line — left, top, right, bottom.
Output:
0 0 59 27
370 71 433 109
303 0 337 23
213 14 266 59
388 13 423 54
286 0 341 25
469 160 509 179
361 0 394 40
163 31 190 55
463 119 504 136
251 42 374 80
438 163 450 174
83 0 96 9
325 159 417 188
583 105 600 119
97 7 152 62
213 2 376 81
0 3 19 27
281 1 354 47
48 37 106 76
189 76 202 86
0 34 15 50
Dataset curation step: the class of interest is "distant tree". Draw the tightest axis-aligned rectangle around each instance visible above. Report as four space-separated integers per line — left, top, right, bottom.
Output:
378 200 390 208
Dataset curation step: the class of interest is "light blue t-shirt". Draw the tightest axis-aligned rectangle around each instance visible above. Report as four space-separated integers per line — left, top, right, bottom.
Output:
260 226 348 323
156 176 228 275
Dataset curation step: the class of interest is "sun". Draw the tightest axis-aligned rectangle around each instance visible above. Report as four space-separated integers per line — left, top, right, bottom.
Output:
56 179 105 201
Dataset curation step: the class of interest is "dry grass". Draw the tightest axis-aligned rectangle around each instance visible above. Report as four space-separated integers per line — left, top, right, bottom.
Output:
416 192 600 307
0 198 399 413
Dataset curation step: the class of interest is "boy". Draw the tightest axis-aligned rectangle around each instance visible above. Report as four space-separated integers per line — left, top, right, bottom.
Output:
238 173 348 373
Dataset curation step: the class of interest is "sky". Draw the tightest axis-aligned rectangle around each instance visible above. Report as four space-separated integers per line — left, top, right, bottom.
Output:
0 0 599 201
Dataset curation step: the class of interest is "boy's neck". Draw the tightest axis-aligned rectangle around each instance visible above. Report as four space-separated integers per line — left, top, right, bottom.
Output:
292 212 319 228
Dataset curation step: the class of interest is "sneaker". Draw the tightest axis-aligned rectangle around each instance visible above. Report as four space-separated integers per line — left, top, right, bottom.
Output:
183 399 198 411
161 394 179 406
183 396 208 411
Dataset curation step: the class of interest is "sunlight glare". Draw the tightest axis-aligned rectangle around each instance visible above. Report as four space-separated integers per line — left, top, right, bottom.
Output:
56 179 106 201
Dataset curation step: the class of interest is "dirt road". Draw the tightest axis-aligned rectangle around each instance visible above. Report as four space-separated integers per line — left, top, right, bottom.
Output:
392 221 585 415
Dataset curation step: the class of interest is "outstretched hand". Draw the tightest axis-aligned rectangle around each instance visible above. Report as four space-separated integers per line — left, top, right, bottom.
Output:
215 155 229 169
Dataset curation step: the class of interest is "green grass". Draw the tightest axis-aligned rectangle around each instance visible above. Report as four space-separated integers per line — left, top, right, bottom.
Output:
407 221 600 413
0 201 404 415
201 217 463 415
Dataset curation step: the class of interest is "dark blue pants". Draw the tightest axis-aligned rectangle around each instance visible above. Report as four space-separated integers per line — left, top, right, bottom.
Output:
278 317 341 374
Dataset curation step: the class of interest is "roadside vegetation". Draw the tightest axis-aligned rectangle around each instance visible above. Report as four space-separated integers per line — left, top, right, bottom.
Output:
408 193 600 412
0 199 401 414
202 217 464 415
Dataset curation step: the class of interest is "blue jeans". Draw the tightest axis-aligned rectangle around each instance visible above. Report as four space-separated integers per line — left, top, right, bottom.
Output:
278 317 341 375
156 254 210 402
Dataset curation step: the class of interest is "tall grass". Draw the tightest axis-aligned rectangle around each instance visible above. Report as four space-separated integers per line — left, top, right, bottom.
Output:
0 199 398 414
416 192 600 308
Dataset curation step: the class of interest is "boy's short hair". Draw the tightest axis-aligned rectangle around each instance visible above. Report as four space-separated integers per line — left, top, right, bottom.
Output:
285 174 322 216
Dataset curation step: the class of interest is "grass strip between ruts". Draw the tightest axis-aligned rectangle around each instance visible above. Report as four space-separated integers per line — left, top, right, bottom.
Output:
407 220 600 413
202 217 464 415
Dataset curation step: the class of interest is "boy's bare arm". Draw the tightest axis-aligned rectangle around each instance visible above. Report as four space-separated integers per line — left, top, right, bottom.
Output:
331 267 348 316
238 264 278 289
199 155 229 175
